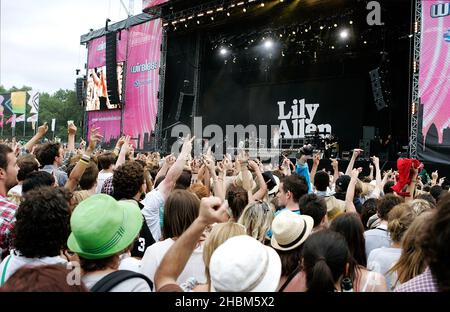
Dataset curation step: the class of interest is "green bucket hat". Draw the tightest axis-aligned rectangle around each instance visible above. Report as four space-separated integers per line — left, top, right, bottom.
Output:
67 194 143 260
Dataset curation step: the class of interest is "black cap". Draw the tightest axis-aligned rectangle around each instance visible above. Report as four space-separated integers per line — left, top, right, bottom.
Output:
336 175 351 192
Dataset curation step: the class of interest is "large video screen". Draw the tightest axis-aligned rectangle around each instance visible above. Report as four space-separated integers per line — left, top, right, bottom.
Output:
86 62 124 111
418 1 450 164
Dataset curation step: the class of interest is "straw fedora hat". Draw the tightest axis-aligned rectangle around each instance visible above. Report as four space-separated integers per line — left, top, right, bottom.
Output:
271 210 314 251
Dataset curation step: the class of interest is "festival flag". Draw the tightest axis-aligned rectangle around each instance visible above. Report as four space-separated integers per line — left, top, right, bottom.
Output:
27 114 38 123
6 114 16 128
51 118 56 132
11 91 26 114
0 93 13 114
15 114 25 123
27 91 40 114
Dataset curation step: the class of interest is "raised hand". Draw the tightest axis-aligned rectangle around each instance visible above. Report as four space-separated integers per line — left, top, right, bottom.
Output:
313 153 321 166
370 155 380 167
38 122 49 137
68 123 77 136
432 170 438 180
87 127 103 152
181 135 195 156
331 158 338 170
350 168 359 180
353 148 363 158
198 197 229 225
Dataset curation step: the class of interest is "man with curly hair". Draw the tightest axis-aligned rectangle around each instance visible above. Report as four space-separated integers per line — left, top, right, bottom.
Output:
113 161 155 261
0 187 71 284
0 144 19 260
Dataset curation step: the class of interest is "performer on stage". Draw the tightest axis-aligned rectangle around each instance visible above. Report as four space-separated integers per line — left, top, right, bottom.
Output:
324 134 337 159
272 126 280 148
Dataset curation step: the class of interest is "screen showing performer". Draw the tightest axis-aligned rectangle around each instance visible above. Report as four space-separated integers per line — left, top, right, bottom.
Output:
86 62 123 111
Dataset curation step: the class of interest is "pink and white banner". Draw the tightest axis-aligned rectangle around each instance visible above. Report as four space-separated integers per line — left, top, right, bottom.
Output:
87 31 128 69
87 110 122 144
418 1 450 162
123 19 162 147
142 0 168 11
419 1 450 142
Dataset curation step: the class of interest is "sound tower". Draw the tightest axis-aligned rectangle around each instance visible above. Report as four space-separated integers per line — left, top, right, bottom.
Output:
76 77 86 105
369 68 387 111
106 31 120 105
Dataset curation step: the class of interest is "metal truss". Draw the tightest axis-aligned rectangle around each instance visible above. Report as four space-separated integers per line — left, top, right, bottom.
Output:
409 0 421 158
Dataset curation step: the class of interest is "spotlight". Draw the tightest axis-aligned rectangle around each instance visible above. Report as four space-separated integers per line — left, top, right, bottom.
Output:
363 41 367 44
264 39 274 49
334 23 338 28
331 46 335 49
243 8 247 12
339 29 349 40
220 47 229 56
349 20 353 25
320 26 324 30
197 20 200 24
260 2 265 7
227 12 231 16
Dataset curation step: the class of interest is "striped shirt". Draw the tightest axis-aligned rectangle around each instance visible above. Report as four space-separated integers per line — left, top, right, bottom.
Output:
0 195 18 260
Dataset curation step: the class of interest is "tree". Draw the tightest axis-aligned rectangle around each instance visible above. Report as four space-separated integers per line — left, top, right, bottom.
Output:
1 86 85 142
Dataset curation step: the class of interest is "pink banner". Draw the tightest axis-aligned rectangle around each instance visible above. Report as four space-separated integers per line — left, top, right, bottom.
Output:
143 0 168 11
124 19 162 147
87 110 122 144
419 1 450 144
87 31 128 69
87 37 106 69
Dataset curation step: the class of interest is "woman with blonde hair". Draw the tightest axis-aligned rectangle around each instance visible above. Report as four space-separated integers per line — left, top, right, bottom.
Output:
389 211 434 289
368 202 431 290
238 201 273 243
191 222 247 291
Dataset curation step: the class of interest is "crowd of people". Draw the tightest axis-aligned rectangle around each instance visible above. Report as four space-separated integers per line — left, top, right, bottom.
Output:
0 122 448 293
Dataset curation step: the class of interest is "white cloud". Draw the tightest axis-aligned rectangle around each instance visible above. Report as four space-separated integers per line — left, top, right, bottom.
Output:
0 0 142 93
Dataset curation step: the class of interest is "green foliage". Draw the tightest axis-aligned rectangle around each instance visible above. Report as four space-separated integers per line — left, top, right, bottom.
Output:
0 85 85 142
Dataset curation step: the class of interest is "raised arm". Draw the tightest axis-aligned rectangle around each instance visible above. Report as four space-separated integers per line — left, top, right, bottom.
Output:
154 154 175 183
154 197 228 291
371 156 382 198
204 155 225 200
405 166 419 203
65 127 102 192
248 160 267 202
345 169 359 214
331 158 339 188
310 153 321 187
115 136 130 168
158 136 194 199
345 149 362 176
23 123 48 153
67 123 77 153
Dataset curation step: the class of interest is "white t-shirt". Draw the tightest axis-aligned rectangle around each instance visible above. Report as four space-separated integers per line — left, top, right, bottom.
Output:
141 189 165 242
364 223 391 258
82 271 151 292
7 185 22 198
0 250 67 284
96 171 113 194
119 255 142 273
367 247 401 291
140 238 206 290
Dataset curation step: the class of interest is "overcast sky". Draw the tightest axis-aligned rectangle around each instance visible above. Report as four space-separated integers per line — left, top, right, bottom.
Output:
0 0 142 94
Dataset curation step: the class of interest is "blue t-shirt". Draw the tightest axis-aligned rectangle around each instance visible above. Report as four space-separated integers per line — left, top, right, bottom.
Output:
296 163 313 193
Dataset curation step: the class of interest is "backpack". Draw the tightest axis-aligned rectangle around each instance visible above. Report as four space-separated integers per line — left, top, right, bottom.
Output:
91 270 153 292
